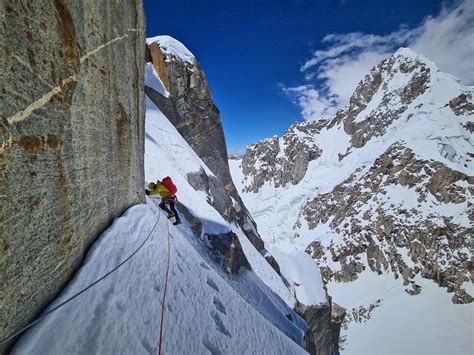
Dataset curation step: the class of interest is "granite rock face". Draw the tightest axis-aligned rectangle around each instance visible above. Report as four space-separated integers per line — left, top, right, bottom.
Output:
342 49 431 149
303 143 473 304
145 37 267 255
234 48 473 349
296 300 345 355
241 121 325 192
0 0 145 346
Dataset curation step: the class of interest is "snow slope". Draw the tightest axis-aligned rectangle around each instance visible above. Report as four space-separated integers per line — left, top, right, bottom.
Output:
13 100 308 354
328 254 473 354
230 48 474 354
145 62 170 97
144 99 306 310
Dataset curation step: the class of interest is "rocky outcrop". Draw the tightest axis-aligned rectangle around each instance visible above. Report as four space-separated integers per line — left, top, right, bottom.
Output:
145 37 268 257
187 168 264 252
176 197 252 275
207 232 251 274
241 121 325 192
0 0 145 348
303 143 473 303
449 93 474 117
449 93 474 134
342 48 431 148
296 299 345 355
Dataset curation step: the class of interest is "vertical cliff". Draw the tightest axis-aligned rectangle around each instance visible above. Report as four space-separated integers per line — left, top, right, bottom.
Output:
0 0 145 346
144 36 267 254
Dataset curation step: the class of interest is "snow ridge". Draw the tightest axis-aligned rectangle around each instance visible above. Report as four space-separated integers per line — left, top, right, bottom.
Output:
231 48 474 354
146 35 194 64
14 99 309 354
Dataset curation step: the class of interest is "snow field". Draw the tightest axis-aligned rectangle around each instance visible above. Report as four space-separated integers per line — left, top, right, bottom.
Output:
230 48 474 354
14 98 309 354
329 266 473 355
14 202 307 354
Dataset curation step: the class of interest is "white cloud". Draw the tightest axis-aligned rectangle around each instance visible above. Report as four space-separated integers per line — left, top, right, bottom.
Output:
315 51 389 108
285 0 474 121
283 85 338 120
411 1 474 83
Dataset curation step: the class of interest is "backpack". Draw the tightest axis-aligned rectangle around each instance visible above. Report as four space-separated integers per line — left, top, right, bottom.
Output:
161 176 177 195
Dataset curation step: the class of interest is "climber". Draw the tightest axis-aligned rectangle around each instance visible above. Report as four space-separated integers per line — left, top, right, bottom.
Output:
145 177 182 225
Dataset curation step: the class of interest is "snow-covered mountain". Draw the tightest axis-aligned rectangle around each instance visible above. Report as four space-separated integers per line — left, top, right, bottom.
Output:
144 36 346 353
13 99 309 354
230 48 473 354
11 36 345 354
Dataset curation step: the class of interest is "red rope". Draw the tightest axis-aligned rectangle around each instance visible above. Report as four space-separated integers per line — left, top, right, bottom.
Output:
157 219 171 355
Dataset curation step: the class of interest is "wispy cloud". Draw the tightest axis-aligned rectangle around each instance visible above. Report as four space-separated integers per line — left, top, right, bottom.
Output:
283 84 338 120
285 0 474 121
411 0 474 83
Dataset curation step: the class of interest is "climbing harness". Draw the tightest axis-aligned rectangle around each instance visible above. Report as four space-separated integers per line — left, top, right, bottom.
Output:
0 209 162 346
157 217 172 355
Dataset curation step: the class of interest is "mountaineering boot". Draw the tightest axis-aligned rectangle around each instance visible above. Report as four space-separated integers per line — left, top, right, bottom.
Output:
167 212 175 219
173 218 181 226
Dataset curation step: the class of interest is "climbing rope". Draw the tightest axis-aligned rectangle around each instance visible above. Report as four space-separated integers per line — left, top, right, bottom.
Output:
0 209 162 347
157 217 172 355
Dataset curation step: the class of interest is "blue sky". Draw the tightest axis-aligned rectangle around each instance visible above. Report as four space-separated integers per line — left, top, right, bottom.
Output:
144 0 472 154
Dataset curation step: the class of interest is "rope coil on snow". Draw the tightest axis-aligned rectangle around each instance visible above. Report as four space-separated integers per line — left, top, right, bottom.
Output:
0 209 162 347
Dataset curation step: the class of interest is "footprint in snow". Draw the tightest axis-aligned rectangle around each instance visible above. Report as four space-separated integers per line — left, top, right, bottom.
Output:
213 297 226 315
141 339 153 353
206 277 219 292
102 285 115 300
200 262 210 270
202 338 222 355
115 300 126 312
211 311 231 337
153 284 161 293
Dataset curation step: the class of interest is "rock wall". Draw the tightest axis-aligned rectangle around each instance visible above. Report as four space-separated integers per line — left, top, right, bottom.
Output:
241 121 326 192
303 142 473 304
145 38 265 253
0 0 145 347
342 50 431 149
296 300 345 355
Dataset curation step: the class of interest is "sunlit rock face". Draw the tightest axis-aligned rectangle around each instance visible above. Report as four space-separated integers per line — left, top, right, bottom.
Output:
145 37 267 254
233 47 473 352
0 0 146 344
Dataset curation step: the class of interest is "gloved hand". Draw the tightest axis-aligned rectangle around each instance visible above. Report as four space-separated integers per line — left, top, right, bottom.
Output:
145 189 150 195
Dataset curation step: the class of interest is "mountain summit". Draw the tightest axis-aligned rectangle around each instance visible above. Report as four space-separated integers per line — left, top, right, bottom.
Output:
231 47 473 353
